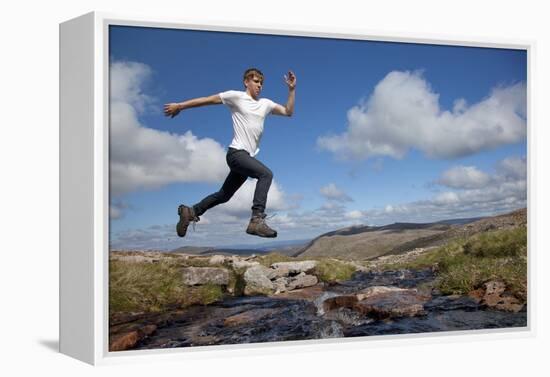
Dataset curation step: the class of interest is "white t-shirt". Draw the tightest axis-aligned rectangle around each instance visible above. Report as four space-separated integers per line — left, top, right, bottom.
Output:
219 90 276 157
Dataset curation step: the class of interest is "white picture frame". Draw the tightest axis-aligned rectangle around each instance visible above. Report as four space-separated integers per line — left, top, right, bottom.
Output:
59 11 534 365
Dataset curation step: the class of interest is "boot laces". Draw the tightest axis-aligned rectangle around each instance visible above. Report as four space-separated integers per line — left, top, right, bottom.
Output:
191 216 200 232
256 213 276 225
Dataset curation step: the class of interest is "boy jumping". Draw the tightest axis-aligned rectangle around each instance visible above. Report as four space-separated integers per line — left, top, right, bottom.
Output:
163 68 296 238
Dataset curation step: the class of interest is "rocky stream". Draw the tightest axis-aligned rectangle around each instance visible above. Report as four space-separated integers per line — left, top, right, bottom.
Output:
109 259 527 351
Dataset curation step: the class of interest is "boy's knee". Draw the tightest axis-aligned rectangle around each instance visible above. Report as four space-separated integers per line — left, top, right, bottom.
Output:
262 168 273 180
216 190 232 203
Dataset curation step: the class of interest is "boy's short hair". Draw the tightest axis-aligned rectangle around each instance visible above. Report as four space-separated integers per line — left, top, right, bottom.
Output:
243 68 264 83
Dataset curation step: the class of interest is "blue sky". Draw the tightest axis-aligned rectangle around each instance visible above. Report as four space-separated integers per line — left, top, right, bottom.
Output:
108 25 527 250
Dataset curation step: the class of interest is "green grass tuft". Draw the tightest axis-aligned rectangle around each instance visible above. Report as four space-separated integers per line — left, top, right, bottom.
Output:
313 259 357 282
258 253 295 267
109 260 224 314
462 226 526 258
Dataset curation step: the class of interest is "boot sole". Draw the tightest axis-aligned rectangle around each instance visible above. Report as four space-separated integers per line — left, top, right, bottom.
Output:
246 228 277 238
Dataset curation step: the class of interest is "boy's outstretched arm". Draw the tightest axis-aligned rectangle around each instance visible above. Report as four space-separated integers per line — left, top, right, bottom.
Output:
272 70 296 117
164 94 222 118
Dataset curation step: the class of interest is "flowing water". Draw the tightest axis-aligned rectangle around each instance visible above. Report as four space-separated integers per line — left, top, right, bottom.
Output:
132 269 527 350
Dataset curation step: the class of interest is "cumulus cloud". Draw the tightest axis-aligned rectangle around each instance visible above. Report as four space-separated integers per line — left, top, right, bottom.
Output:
438 166 491 189
497 156 527 181
110 200 130 220
345 210 365 220
109 61 228 197
319 183 353 202
366 156 527 224
203 179 292 219
318 70 526 160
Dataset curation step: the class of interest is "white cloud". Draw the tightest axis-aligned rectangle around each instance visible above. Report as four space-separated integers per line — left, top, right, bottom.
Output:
366 156 527 224
434 191 460 205
110 200 129 220
110 205 123 220
319 183 353 202
110 61 155 112
497 156 527 181
438 166 491 189
318 70 526 160
109 61 228 196
345 210 365 220
202 179 291 219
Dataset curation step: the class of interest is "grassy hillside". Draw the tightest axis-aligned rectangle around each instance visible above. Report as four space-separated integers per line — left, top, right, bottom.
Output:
295 209 526 260
296 225 450 260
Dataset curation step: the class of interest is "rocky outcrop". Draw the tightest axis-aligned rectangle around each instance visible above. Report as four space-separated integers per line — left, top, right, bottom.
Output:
109 324 157 352
322 286 430 319
242 261 320 295
181 267 230 286
224 308 278 327
469 280 524 312
244 265 275 295
271 261 318 275
232 259 260 269
287 272 318 290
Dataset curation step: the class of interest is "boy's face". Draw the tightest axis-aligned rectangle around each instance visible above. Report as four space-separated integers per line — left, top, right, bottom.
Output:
244 74 263 99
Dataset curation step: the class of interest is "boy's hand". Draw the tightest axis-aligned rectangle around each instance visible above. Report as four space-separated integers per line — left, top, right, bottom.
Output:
163 103 182 118
284 71 296 90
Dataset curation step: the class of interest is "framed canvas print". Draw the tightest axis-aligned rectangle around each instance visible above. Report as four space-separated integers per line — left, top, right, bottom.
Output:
60 12 532 365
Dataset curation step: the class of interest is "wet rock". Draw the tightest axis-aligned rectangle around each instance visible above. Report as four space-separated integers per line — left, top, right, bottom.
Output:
109 312 150 326
425 295 482 311
271 261 318 275
475 281 524 312
354 288 429 319
110 331 139 351
109 324 157 351
287 273 318 290
244 265 275 295
181 267 230 286
323 307 373 327
323 295 358 312
356 286 410 301
322 286 430 320
272 284 326 301
224 308 278 327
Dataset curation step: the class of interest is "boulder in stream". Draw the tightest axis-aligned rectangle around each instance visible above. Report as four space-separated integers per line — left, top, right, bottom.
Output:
322 285 430 320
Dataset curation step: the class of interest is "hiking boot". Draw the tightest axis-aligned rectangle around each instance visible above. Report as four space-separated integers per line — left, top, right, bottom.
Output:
246 213 277 238
176 205 200 237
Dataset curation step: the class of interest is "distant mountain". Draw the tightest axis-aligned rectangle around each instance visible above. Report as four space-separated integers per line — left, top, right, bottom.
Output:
292 209 526 260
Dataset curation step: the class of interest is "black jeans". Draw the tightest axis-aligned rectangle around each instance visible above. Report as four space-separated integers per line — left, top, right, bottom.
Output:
193 148 273 217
